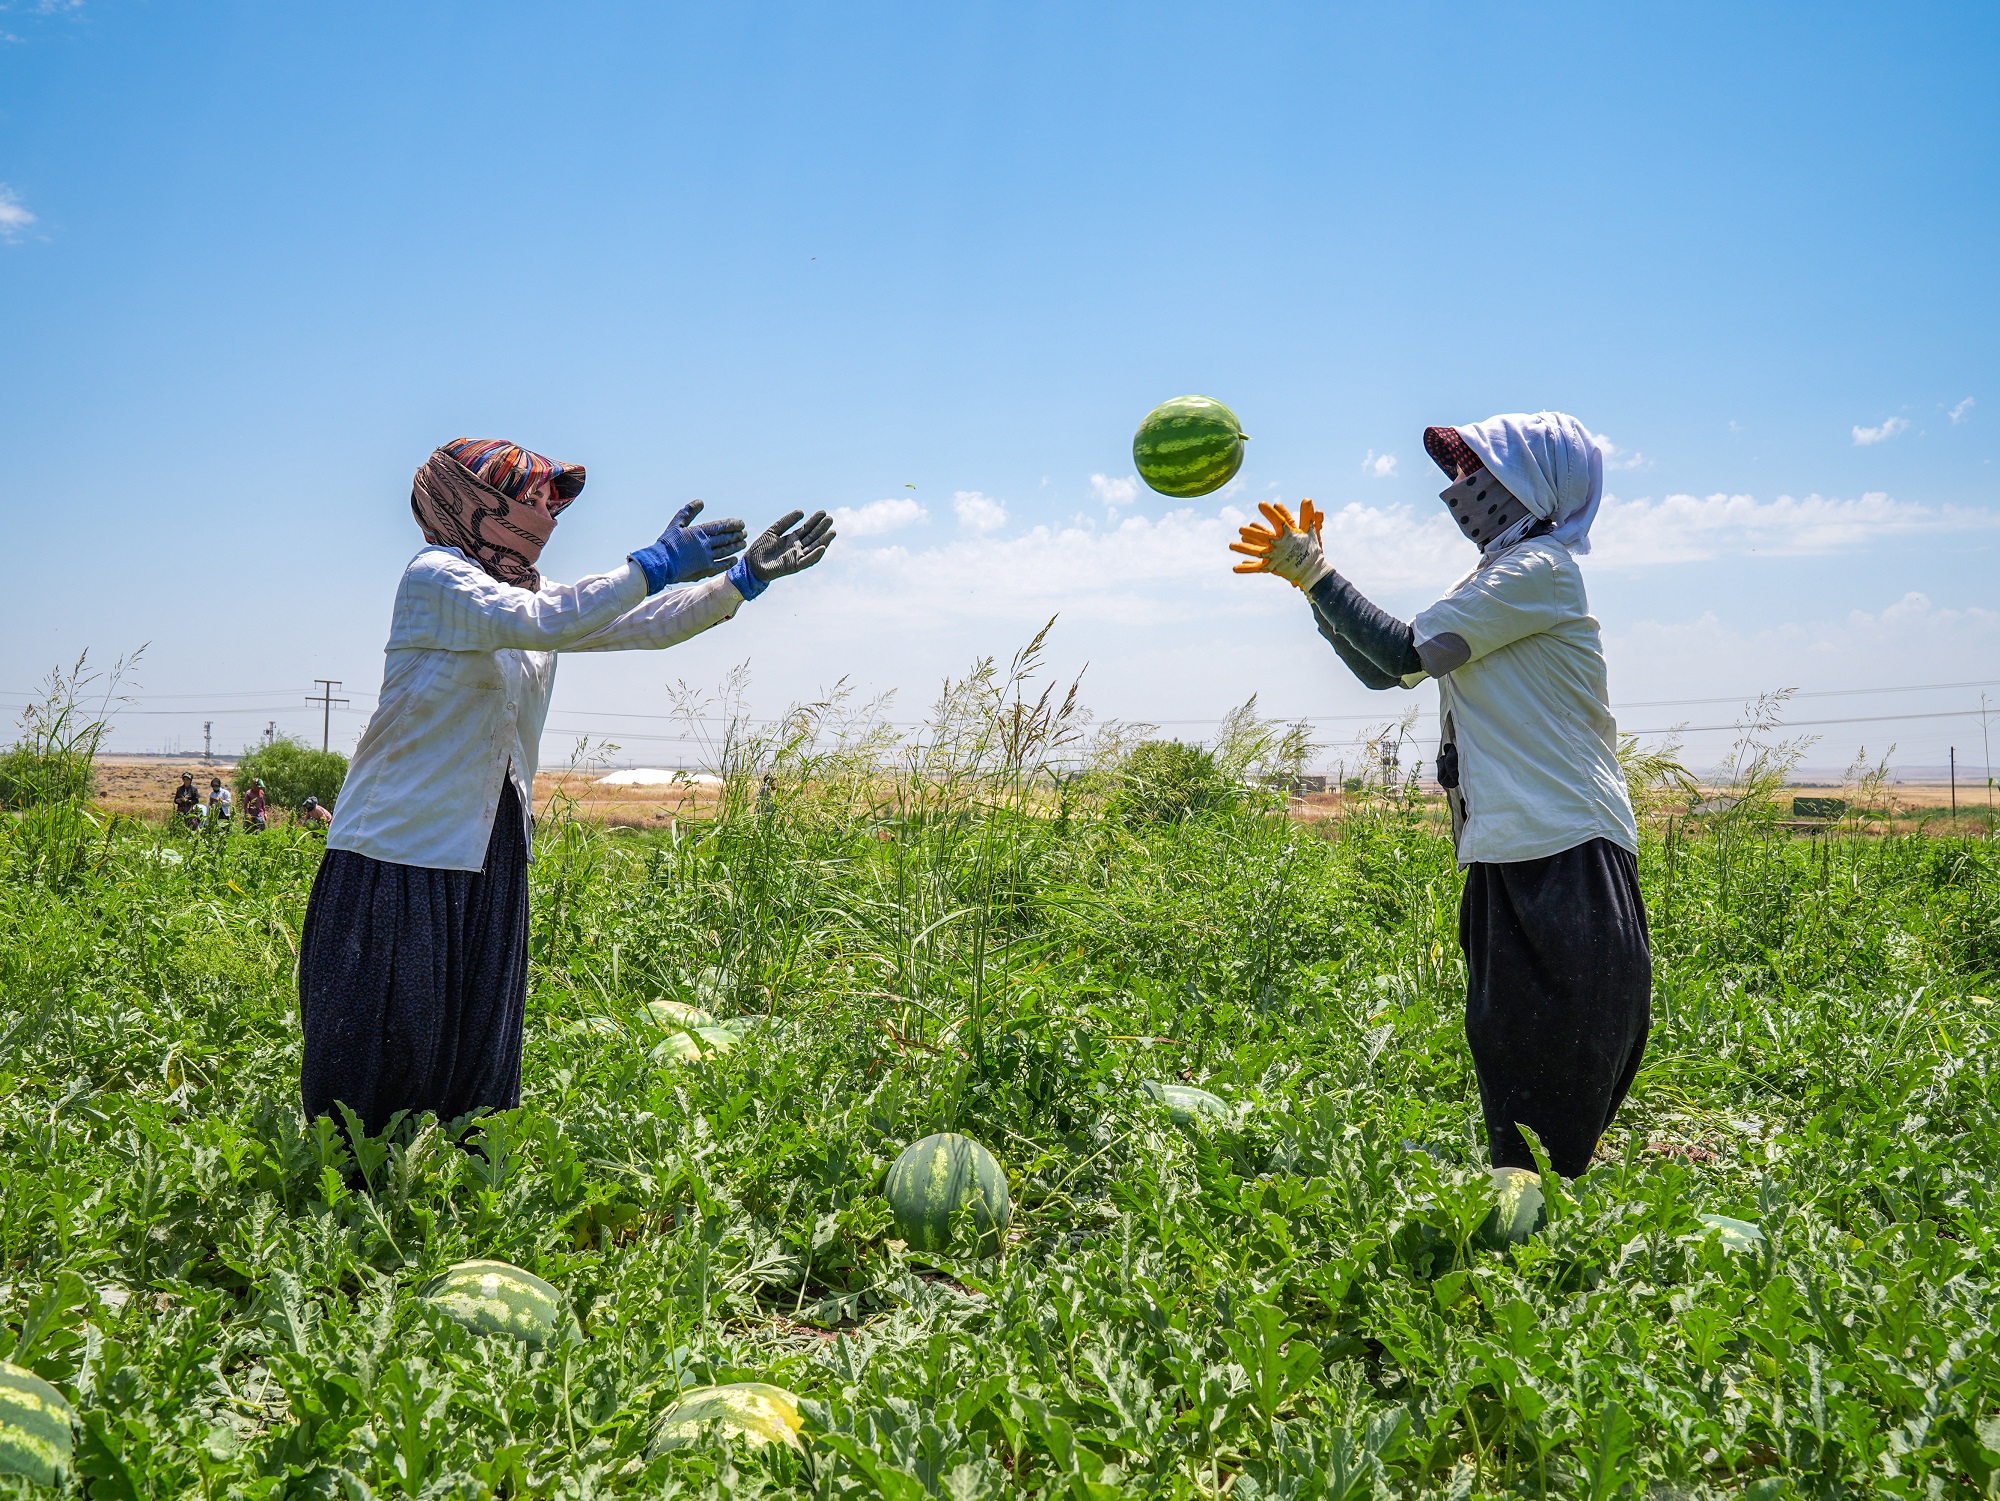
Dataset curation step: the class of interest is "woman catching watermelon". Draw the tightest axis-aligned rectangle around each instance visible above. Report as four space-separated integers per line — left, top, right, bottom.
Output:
301 437 835 1140
1232 412 1646 1180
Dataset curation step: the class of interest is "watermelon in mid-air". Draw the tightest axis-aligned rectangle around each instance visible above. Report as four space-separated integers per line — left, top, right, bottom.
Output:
649 1382 805 1455
420 1260 575 1345
884 1133 1011 1257
0 1361 73 1486
1133 396 1248 498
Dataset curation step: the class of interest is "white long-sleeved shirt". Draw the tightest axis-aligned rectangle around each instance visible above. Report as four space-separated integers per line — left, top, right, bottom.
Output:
328 546 743 870
1409 536 1637 867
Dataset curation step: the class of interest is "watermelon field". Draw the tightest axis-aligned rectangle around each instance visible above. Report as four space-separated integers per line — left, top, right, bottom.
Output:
3 677 1999 1499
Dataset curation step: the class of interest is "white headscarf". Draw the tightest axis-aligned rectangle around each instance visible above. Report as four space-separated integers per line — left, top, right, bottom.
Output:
1455 411 1604 556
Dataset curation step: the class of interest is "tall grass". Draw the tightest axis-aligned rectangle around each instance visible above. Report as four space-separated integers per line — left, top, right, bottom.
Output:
0 649 141 886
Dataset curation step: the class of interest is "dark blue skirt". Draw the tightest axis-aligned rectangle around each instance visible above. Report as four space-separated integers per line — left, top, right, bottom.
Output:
1460 837 1652 1178
298 778 530 1137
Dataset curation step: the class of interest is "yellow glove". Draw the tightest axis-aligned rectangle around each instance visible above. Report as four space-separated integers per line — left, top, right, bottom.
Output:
1230 500 1334 590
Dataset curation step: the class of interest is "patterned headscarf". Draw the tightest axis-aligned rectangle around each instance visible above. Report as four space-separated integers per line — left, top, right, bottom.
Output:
1424 426 1484 480
409 438 586 590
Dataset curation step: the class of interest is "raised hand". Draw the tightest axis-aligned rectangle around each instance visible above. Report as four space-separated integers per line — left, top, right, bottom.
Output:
745 510 836 583
1229 499 1333 591
632 500 749 590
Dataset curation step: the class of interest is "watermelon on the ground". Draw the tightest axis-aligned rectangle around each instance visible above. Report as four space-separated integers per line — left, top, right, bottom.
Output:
420 1260 574 1345
649 1382 804 1455
0 1361 74 1486
1487 1167 1545 1244
651 1024 741 1065
1697 1213 1766 1253
649 998 715 1029
1141 1080 1231 1127
1133 396 1248 498
885 1133 1011 1257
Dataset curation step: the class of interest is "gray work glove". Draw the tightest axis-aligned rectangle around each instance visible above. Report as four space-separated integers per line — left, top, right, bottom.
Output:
727 510 836 599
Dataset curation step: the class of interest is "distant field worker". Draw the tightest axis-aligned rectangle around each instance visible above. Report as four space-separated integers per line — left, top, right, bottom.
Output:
299 437 835 1140
299 796 333 829
173 771 201 829
244 778 268 832
1232 412 1645 1178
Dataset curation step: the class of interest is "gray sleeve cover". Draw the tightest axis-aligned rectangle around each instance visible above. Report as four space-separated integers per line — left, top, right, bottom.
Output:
1314 607 1404 690
1308 570 1422 681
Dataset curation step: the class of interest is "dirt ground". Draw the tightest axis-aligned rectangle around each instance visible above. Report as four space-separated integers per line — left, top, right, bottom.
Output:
93 755 1991 832
93 757 729 827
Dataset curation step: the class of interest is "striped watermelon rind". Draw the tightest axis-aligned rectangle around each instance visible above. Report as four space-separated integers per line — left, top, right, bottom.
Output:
649 1381 804 1455
1133 396 1248 499
0 1360 75 1486
649 998 716 1029
420 1259 575 1345
1140 1080 1232 1127
651 1024 742 1065
1486 1167 1545 1245
884 1133 1011 1257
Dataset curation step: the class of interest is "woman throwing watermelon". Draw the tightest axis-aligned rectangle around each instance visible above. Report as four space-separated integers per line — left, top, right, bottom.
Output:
301 437 834 1140
1232 412 1645 1179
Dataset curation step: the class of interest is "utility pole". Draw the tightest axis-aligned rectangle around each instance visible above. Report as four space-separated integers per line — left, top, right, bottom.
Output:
265 720 277 747
307 680 349 754
203 721 213 764
1950 747 1957 822
1983 694 1994 823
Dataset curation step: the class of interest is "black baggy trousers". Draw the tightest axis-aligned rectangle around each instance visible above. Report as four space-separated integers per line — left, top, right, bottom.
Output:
298 778 531 1137
1460 836 1651 1178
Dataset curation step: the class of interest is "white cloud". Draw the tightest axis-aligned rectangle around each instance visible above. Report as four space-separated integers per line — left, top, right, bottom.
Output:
1590 489 2000 566
808 498 1465 636
1587 430 1646 471
1360 450 1398 478
811 487 2000 638
831 497 927 536
1089 473 1140 509
953 490 1007 533
0 186 35 241
1950 397 1975 424
1851 415 1910 445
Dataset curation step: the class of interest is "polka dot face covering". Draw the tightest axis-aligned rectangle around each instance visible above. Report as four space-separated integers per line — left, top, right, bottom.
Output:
1439 467 1537 551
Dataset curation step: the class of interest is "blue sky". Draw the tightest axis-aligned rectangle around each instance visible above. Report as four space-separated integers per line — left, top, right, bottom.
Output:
3 2 1996 777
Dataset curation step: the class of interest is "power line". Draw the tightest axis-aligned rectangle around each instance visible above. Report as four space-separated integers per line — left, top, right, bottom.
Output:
1615 677 2000 711
1620 707 1993 736
15 674 1998 718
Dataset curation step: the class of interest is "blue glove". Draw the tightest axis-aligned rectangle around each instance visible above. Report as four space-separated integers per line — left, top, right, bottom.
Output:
725 555 769 601
630 502 747 593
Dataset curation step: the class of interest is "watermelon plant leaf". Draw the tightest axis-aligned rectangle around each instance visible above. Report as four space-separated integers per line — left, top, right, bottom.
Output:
8 1269 89 1366
1577 1396 1636 1501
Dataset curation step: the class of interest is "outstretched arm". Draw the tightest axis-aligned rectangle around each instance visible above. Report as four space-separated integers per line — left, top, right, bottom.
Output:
1234 499 1471 682
1314 610 1401 690
1306 572 1474 680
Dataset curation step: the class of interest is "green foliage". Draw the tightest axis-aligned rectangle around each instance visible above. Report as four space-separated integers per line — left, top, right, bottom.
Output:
0 650 133 811
0 649 1998 1495
1113 739 1240 824
235 735 348 812
0 747 93 811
